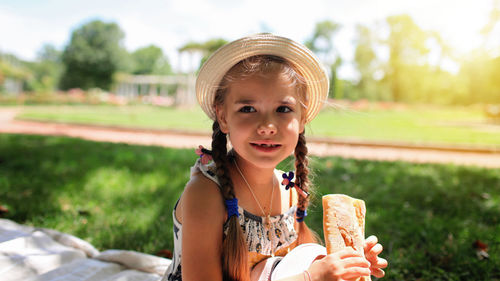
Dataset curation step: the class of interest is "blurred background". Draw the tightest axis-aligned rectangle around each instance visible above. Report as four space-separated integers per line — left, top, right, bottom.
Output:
1 0 499 280
1 0 499 109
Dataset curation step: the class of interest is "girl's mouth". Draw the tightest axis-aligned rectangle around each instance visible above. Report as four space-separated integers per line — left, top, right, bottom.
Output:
250 143 281 151
252 143 280 148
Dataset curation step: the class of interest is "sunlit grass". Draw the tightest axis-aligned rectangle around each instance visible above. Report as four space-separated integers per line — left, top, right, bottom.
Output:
16 104 500 148
309 106 500 147
17 104 212 131
1 134 499 280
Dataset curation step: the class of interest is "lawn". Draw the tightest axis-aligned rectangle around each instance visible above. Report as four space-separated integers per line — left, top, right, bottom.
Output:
14 104 500 148
1 134 499 280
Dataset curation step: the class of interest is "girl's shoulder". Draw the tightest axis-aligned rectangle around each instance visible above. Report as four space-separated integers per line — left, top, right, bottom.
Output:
179 168 226 224
185 165 224 206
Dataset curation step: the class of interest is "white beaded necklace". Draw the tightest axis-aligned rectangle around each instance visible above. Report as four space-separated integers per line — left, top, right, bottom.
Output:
233 159 276 229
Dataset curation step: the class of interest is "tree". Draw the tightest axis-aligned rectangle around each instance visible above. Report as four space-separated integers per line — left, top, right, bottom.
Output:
131 45 172 75
0 53 30 94
471 0 500 104
384 15 430 102
481 0 500 55
353 24 378 100
25 44 63 92
60 20 128 90
460 51 500 104
305 20 340 62
179 38 228 72
305 20 341 98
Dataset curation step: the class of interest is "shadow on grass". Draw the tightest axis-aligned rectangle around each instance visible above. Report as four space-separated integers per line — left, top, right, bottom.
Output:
0 133 194 254
0 134 499 280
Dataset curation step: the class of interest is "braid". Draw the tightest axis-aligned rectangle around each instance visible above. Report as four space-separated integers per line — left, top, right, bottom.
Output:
295 132 310 210
211 121 249 281
294 130 320 245
211 121 234 200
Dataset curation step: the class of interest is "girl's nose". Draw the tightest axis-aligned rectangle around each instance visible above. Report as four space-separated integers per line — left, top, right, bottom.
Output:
257 119 277 135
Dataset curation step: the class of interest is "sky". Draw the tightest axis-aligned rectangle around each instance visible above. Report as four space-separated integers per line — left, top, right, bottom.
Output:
0 0 496 79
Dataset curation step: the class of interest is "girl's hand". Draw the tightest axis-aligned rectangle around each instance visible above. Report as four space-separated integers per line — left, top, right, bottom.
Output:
308 248 371 281
364 235 388 278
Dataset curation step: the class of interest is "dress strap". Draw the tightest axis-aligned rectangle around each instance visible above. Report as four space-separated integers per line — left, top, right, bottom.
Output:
191 158 220 187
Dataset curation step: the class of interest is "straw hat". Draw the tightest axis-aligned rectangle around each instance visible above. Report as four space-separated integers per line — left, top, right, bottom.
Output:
196 33 329 124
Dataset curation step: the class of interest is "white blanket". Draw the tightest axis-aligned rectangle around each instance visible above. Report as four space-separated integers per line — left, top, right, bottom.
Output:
0 219 171 281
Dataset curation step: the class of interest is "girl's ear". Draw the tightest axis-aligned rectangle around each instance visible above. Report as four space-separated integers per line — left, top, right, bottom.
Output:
216 106 229 134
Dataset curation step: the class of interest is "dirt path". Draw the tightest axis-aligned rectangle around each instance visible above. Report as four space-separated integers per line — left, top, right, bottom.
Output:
1 108 499 168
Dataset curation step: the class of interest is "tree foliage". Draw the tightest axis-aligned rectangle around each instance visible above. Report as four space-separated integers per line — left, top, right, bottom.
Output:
305 20 340 60
25 44 63 92
305 20 341 99
131 45 172 75
384 15 430 102
353 24 380 101
0 53 30 81
179 38 227 71
60 20 128 90
349 9 500 105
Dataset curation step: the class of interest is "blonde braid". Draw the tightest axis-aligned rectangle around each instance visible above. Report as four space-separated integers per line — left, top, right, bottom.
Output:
295 132 310 211
211 121 249 281
294 131 319 244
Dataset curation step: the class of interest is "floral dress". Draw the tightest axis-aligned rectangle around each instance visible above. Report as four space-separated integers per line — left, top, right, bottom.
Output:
162 159 299 281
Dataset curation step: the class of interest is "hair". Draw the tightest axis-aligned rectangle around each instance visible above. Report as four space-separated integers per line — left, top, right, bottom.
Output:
211 55 317 281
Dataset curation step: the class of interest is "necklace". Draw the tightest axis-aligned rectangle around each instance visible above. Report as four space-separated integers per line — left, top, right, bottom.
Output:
234 159 276 229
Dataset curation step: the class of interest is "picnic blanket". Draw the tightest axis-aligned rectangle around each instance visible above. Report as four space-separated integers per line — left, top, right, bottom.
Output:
0 219 171 281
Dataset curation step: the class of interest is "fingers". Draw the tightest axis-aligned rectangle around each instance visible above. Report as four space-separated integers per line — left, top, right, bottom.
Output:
364 236 388 278
334 248 365 259
366 243 388 269
334 248 372 270
372 256 388 269
336 256 371 281
364 235 378 250
366 243 383 260
335 249 371 280
340 267 371 280
370 267 386 278
342 257 370 269
319 247 386 280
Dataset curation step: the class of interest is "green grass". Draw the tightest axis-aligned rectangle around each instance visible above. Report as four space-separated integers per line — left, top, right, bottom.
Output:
310 106 500 148
1 134 499 280
15 104 500 148
16 105 213 132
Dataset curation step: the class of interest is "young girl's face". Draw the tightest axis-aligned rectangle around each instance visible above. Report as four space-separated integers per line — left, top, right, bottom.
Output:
216 71 306 169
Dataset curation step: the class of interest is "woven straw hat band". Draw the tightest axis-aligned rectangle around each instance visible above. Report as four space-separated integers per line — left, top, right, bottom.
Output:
196 34 329 124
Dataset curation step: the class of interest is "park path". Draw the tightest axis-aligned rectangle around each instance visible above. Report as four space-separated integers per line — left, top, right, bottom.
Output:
1 107 499 168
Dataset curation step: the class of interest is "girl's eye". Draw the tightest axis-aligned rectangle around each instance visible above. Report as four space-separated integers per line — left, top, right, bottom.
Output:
239 106 256 113
277 106 292 113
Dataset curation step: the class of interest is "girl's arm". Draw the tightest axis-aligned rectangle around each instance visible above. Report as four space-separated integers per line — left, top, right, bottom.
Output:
180 173 226 281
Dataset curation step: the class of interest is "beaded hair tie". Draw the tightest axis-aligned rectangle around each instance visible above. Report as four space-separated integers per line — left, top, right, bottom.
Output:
282 171 309 222
281 171 309 198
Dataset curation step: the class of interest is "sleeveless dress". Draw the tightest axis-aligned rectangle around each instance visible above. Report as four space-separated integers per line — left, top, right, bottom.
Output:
162 159 299 281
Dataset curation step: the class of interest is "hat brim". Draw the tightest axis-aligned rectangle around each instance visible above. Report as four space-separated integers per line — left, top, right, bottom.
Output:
196 33 329 123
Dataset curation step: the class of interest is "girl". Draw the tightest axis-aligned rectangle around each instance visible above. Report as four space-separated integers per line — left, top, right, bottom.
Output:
163 34 387 281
